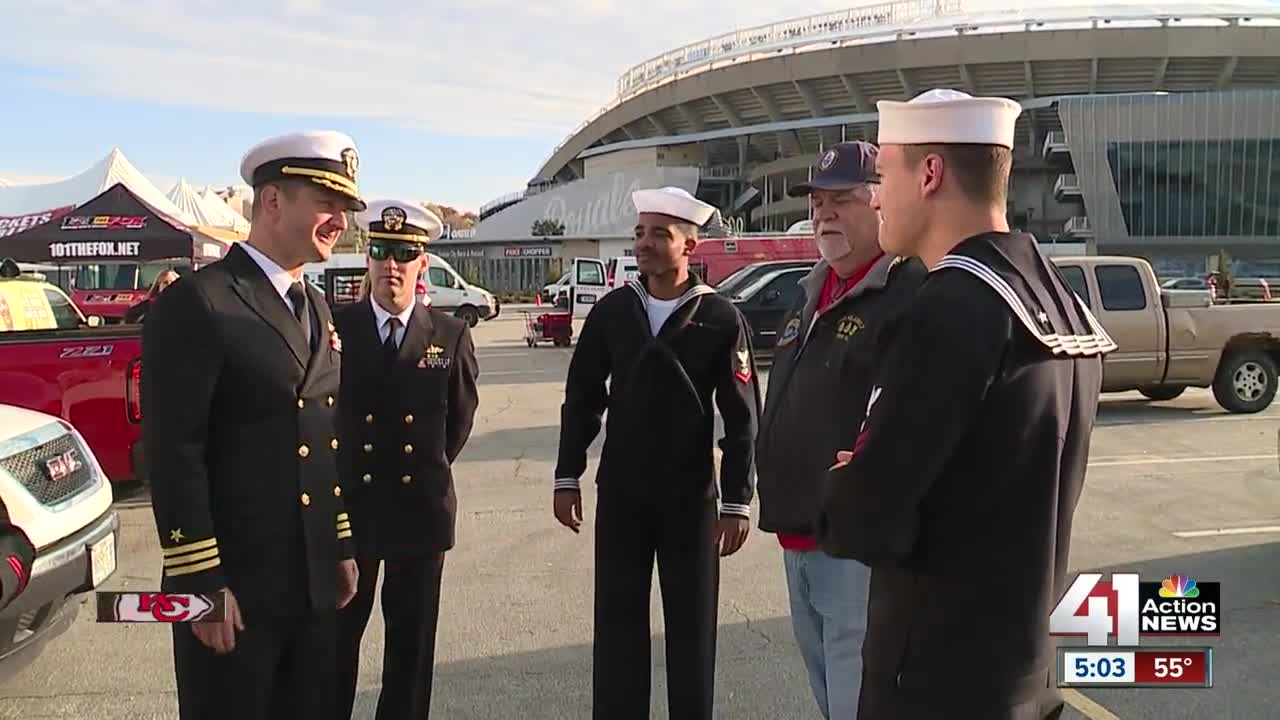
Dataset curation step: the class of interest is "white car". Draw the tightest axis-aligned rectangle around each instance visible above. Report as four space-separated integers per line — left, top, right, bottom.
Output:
0 403 118 681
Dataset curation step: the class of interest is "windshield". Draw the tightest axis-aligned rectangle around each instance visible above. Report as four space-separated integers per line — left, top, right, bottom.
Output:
715 264 759 294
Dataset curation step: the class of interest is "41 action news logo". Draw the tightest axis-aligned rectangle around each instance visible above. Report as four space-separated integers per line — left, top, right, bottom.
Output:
1049 573 1220 645
96 591 226 623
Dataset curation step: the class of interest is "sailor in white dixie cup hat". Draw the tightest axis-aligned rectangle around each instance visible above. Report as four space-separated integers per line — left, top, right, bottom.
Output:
144 129 367 720
553 184 761 719
631 185 717 225
816 88 1115 720
333 196 478 720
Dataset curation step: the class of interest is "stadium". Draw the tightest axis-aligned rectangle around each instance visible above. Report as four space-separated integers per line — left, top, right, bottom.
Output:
443 1 1280 291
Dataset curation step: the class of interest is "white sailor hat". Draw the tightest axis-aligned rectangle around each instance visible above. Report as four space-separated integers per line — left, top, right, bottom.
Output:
239 130 367 210
876 89 1022 150
632 186 716 226
357 199 443 244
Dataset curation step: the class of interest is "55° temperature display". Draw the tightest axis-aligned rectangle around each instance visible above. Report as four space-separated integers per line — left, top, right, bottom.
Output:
1058 647 1212 688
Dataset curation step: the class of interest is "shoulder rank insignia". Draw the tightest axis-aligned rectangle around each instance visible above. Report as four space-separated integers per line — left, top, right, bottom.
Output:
734 348 752 383
778 316 801 347
835 314 864 341
418 344 451 370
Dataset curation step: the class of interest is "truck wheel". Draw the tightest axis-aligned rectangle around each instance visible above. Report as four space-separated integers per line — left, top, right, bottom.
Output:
1139 385 1186 401
1212 350 1278 414
455 306 480 328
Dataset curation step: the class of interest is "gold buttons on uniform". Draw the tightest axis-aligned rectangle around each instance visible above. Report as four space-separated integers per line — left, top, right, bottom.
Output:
401 475 412 485
404 414 414 424
365 414 374 424
330 438 339 450
327 396 335 406
298 444 310 458
362 473 373 484
300 493 311 506
363 443 373 453
297 398 305 409
333 486 342 497
403 444 414 454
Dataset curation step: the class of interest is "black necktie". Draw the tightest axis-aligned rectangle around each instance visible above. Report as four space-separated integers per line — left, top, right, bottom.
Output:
287 282 311 349
383 317 401 363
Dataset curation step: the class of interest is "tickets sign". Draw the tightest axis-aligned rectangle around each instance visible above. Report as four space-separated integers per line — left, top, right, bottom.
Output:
0 206 75 238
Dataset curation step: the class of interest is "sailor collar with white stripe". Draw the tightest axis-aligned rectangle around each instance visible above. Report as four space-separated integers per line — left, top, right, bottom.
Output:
931 253 1118 358
626 276 715 313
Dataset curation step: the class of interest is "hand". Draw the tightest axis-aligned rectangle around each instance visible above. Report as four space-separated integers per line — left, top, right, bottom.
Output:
830 450 854 471
714 515 750 557
191 588 244 655
336 559 359 609
553 490 584 533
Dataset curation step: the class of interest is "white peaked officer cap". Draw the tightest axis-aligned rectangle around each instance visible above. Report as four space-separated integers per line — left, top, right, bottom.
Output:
876 88 1023 150
357 199 444 244
239 130 367 210
632 186 716 226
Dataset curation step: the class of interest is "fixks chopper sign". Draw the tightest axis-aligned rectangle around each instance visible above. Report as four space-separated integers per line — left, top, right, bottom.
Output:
1050 573 1221 645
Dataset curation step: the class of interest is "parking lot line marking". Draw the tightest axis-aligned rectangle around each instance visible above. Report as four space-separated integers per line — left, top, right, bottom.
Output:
483 369 563 376
1062 689 1121 720
1096 414 1275 427
1172 525 1280 538
1089 453 1276 467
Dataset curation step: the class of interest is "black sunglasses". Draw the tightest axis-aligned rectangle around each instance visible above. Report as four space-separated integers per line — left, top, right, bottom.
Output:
368 240 424 263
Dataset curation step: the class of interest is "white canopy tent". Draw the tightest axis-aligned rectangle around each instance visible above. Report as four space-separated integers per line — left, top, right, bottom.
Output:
0 148 196 226
167 178 249 233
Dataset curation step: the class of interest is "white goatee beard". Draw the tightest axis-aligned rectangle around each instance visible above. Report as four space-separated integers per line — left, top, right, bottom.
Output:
817 234 853 263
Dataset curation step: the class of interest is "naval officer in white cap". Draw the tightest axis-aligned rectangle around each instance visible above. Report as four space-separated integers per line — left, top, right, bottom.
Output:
333 200 479 720
817 90 1115 719
553 186 761 719
143 130 365 719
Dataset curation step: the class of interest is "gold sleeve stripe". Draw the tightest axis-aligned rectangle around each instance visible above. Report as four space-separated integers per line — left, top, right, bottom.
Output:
337 529 353 540
162 538 218 556
164 557 222 577
163 548 219 567
337 521 352 531
336 513 350 523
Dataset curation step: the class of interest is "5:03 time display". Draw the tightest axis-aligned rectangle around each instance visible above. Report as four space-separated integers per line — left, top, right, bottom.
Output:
1066 651 1135 684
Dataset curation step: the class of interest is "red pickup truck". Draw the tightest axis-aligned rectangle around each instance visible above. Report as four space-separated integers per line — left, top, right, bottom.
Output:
0 274 144 485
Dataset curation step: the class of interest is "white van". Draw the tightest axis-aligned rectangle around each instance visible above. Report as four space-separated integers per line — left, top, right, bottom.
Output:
0 404 119 681
605 256 639 290
306 252 499 328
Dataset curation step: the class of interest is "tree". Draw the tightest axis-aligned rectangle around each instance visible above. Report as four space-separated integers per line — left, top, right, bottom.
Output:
531 219 566 237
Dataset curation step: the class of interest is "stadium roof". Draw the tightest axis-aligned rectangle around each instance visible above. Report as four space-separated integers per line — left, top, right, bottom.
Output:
521 0 1280 197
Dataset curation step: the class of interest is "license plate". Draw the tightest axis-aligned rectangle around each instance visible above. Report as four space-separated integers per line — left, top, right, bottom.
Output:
90 533 116 588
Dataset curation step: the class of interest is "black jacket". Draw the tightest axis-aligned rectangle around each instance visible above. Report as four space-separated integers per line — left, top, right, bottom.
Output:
142 243 354 621
555 276 761 516
0 496 34 612
817 233 1115 719
333 299 479 558
756 255 925 536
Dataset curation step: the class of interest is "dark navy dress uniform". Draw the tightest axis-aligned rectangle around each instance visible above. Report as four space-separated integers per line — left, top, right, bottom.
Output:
142 129 366 720
817 232 1116 720
333 200 480 720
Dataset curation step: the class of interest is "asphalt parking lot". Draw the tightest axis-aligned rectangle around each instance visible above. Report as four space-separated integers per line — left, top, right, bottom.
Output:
2 305 1277 719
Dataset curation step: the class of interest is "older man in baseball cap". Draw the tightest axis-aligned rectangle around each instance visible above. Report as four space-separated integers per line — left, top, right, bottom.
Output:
755 141 925 719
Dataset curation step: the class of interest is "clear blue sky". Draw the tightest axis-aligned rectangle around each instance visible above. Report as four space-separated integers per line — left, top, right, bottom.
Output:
0 0 1177 211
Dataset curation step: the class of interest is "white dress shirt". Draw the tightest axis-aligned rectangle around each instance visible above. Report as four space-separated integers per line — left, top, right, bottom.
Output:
240 242 302 312
370 296 415 348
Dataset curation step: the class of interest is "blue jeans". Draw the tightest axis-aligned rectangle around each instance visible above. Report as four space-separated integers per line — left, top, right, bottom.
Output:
783 548 870 719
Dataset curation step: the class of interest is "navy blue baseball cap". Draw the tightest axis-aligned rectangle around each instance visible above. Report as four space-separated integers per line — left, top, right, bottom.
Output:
787 141 880 197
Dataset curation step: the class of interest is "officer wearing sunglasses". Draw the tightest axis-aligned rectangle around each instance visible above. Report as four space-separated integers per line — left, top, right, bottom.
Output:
332 199 480 720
